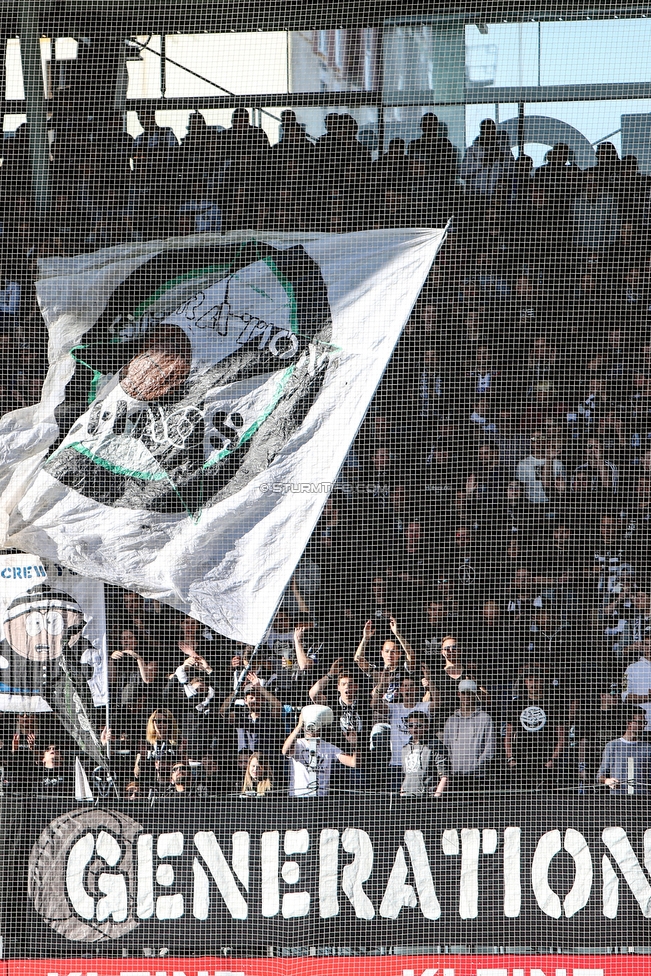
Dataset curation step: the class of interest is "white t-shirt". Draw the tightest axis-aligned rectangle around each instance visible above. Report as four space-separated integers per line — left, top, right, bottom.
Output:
386 702 430 766
517 455 565 504
288 738 342 797
623 656 651 729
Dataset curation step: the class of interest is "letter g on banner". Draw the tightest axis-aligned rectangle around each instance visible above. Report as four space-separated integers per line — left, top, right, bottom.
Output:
28 809 142 941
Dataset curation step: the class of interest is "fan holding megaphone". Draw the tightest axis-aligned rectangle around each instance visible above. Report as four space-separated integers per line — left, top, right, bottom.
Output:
282 703 357 797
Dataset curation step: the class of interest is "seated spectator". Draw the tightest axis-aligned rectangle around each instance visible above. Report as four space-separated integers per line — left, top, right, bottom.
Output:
374 138 408 188
271 110 314 165
528 523 579 611
275 623 319 708
125 780 140 802
178 177 221 235
441 523 491 602
8 714 40 793
164 654 218 760
592 511 634 609
132 107 178 187
434 633 489 725
523 337 562 401
414 596 454 662
241 751 274 797
179 110 219 178
572 171 620 251
282 704 357 797
216 107 270 171
464 443 508 510
163 759 195 798
134 709 183 793
408 112 458 189
195 751 223 798
100 724 137 793
598 706 651 794
400 711 449 797
532 142 580 211
465 343 501 399
134 107 179 153
601 576 638 658
442 679 495 788
624 587 651 656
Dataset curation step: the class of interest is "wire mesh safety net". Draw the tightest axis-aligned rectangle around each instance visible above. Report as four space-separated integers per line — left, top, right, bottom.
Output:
0 5 651 976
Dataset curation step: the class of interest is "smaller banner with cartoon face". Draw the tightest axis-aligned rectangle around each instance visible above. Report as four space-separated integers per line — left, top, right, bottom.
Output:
0 551 107 764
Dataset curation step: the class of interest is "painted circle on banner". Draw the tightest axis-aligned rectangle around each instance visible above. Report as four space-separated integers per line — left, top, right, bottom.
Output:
519 705 548 733
28 808 142 942
45 242 333 518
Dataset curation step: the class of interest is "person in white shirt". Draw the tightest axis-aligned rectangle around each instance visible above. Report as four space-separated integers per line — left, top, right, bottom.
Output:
598 708 651 794
622 638 651 730
517 431 566 505
282 706 356 797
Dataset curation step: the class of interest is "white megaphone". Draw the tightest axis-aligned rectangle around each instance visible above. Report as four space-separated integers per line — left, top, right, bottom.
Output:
301 703 334 736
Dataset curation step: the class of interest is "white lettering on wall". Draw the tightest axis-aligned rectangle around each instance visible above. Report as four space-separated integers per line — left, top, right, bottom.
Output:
601 826 651 918
531 830 592 919
503 826 521 917
155 832 184 920
379 845 417 919
405 830 441 920
66 832 95 920
459 828 481 919
282 829 310 919
260 830 279 917
136 833 153 919
379 831 442 920
319 828 339 918
65 831 127 923
95 831 128 923
192 831 248 920
341 828 375 919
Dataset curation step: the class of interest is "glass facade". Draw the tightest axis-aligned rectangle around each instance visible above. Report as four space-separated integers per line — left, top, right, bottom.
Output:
458 18 651 166
6 15 651 168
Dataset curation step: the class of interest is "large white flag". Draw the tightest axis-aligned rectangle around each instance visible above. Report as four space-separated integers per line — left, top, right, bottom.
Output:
2 230 445 644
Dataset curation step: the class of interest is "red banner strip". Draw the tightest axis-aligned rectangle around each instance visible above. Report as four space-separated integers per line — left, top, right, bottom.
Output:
6 956 646 976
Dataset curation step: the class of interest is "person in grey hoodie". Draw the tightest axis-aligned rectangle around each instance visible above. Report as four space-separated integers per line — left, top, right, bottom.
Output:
442 679 495 789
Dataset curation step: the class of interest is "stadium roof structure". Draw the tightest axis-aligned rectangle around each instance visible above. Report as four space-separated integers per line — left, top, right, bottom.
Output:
4 0 651 212
1 0 650 34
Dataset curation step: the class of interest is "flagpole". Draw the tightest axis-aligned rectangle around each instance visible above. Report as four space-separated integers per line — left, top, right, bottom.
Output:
105 701 111 761
230 581 293 700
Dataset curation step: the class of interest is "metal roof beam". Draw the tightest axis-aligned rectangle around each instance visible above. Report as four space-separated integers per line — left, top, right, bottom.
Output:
3 1 651 37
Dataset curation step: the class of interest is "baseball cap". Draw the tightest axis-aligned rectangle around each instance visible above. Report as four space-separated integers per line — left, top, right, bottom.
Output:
458 679 477 693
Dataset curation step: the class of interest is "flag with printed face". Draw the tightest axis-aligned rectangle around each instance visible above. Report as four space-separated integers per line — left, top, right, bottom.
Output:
1 230 445 645
0 550 108 765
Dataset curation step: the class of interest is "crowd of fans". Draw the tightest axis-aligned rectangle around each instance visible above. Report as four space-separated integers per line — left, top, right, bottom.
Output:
2 107 651 800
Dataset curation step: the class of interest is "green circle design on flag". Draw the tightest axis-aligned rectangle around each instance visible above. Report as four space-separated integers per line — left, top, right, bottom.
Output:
45 241 332 518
